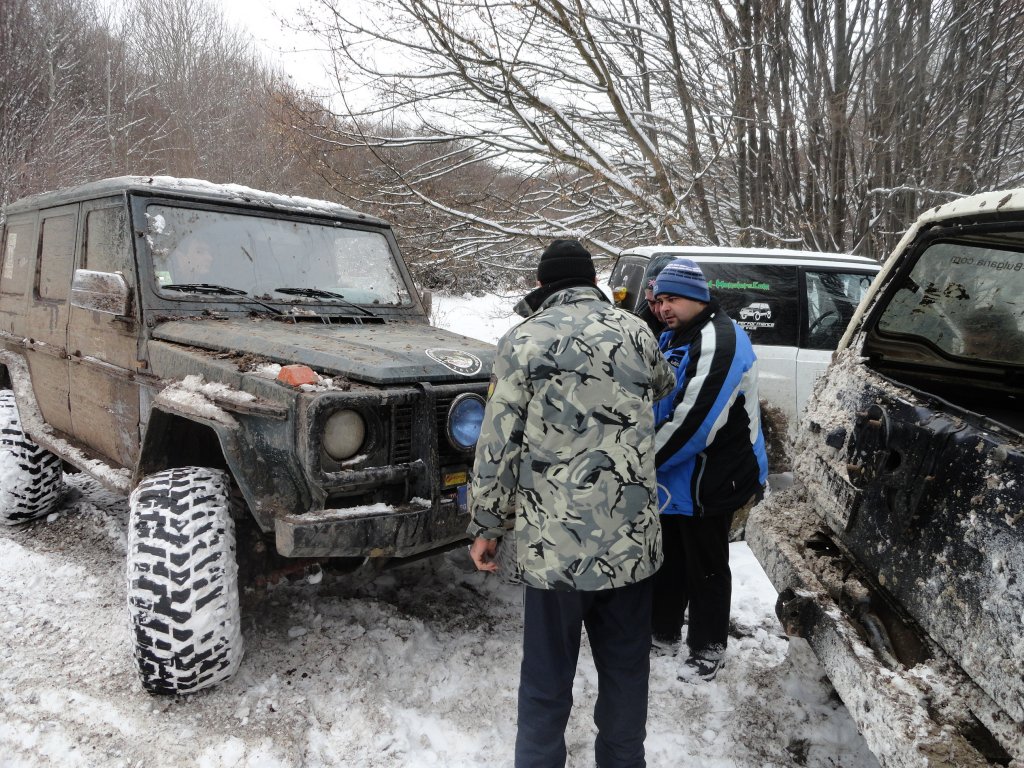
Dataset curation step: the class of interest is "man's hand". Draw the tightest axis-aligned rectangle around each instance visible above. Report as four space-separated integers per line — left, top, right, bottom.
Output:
469 537 499 572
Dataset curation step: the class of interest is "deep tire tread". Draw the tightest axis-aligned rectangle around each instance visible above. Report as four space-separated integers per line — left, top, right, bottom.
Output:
127 466 243 695
0 391 64 524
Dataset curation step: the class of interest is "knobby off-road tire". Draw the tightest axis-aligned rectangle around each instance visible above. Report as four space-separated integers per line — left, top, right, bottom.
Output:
127 466 244 694
0 390 64 524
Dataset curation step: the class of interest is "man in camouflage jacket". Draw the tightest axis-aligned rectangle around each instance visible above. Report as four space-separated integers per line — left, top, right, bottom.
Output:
468 239 675 768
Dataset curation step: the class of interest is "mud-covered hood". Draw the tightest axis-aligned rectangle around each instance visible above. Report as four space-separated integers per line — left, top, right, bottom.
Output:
151 318 495 384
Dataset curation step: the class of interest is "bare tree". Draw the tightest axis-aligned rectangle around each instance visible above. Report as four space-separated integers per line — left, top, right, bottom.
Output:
0 0 318 211
297 0 1024 274
293 0 732 271
118 0 283 181
9 0 1024 290
0 0 118 211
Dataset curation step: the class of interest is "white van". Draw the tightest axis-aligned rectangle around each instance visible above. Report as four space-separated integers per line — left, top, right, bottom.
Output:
608 246 881 435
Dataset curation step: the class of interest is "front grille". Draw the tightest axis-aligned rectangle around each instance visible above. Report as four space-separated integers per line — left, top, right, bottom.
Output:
391 403 414 463
314 385 484 475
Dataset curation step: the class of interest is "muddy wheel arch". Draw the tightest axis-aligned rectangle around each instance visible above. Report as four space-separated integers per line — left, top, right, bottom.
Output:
135 403 307 532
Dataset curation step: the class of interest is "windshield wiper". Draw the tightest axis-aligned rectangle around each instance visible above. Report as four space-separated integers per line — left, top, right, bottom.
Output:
163 283 283 315
273 287 375 317
163 283 248 296
274 287 347 299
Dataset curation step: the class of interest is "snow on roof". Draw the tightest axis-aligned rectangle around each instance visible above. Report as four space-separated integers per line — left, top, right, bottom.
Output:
3 176 385 225
921 187 1024 223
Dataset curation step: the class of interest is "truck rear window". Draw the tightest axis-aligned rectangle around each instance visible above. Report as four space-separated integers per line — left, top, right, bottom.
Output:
877 242 1024 365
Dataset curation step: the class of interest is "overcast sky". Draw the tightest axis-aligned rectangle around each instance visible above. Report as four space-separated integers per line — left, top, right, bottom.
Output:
216 0 336 93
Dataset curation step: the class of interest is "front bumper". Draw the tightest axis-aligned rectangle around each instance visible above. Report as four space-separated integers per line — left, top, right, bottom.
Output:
274 491 469 558
745 488 1024 768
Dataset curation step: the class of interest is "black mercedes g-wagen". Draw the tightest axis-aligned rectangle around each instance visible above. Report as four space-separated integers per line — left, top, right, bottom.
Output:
0 177 493 694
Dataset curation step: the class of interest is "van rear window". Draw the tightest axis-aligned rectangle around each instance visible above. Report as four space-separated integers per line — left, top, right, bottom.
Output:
38 214 76 301
804 271 876 350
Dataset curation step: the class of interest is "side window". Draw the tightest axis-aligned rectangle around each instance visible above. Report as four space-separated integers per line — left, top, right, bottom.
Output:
37 213 77 301
84 207 133 279
702 264 799 346
608 257 628 288
1 219 35 295
609 256 648 309
804 270 874 350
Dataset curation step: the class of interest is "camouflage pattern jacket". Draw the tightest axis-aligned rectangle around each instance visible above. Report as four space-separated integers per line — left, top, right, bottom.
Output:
468 285 676 591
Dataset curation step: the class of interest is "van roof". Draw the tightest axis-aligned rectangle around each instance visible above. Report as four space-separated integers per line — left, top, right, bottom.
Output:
620 245 880 271
3 176 386 226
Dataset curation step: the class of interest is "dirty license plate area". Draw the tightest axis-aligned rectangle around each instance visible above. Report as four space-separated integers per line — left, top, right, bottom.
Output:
440 467 470 512
440 483 468 513
809 456 862 532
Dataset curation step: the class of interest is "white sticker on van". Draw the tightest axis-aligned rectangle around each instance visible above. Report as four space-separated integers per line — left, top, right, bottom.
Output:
3 233 15 280
739 302 773 322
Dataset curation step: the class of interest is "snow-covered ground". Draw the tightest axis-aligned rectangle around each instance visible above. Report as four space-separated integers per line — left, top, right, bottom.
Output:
0 291 879 767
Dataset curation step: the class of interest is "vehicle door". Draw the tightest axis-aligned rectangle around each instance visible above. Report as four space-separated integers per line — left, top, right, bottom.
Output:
23 206 77 435
796 268 877 415
702 263 801 427
67 200 142 467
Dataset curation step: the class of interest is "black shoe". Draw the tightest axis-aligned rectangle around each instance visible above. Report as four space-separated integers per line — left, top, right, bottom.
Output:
677 653 725 682
651 634 680 657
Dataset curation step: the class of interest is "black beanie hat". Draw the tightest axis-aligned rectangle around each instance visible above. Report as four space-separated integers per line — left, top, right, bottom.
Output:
536 239 597 285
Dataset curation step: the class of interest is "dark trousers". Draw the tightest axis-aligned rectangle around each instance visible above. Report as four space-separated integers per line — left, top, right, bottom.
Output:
651 510 734 654
515 577 653 768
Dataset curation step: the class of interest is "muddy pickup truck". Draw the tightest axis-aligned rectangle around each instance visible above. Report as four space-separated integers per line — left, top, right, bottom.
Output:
747 189 1024 767
0 176 493 694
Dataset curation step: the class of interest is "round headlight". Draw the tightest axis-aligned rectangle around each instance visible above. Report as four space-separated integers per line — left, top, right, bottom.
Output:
447 393 485 451
323 409 366 461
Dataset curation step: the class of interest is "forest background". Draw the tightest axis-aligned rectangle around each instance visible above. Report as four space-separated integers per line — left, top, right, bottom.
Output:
4 0 1024 291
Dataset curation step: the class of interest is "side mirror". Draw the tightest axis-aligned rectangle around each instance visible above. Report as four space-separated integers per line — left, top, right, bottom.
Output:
71 269 133 317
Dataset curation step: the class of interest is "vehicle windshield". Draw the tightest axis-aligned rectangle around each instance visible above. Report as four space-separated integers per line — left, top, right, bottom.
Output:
877 241 1024 364
144 205 411 306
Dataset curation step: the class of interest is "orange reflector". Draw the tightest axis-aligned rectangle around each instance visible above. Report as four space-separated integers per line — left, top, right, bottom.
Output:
278 364 318 387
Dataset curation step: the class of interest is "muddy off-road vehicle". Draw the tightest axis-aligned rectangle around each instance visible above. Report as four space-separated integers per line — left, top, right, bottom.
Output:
0 176 494 694
747 190 1024 767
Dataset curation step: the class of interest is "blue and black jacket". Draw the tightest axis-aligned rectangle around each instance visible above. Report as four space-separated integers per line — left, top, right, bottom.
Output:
653 299 768 516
